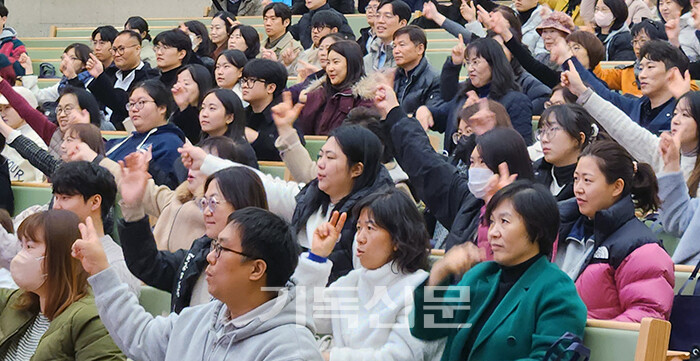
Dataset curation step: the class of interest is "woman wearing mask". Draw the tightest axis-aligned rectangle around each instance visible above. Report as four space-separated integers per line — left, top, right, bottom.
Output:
593 0 636 60
214 49 247 106
296 41 375 136
557 140 674 321
375 83 534 254
179 20 216 68
0 210 124 359
533 104 597 201
170 64 214 144
227 24 260 60
411 181 587 360
180 124 395 282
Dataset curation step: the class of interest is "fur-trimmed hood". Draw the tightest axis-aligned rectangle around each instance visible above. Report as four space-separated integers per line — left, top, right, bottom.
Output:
302 75 377 100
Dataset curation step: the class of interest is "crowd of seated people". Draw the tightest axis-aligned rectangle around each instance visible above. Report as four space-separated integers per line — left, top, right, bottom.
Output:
4 0 700 357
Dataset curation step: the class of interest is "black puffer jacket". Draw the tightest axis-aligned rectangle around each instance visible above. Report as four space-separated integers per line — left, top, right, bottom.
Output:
291 166 394 282
384 106 484 250
119 216 212 313
0 157 13 216
532 158 576 201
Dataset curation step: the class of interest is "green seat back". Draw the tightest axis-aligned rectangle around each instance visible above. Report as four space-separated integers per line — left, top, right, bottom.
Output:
138 285 172 317
22 38 90 48
11 185 52 216
674 271 698 295
26 48 66 59
304 138 327 160
583 326 639 361
32 60 62 77
259 164 286 179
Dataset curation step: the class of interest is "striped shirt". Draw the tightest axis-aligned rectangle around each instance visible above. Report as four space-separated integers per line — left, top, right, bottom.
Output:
2 314 50 361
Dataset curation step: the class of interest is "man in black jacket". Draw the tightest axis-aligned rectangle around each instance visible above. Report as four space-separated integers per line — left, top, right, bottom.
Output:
84 30 159 130
392 25 443 116
289 0 355 49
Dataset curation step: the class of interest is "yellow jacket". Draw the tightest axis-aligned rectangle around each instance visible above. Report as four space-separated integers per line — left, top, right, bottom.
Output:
540 0 583 26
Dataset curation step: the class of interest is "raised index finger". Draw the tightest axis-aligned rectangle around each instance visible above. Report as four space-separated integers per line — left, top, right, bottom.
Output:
335 212 347 233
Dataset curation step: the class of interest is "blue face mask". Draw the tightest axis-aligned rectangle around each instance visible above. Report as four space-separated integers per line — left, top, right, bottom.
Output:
468 167 494 200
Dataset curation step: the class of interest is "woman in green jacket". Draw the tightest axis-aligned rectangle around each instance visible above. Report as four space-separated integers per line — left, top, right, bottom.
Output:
0 210 124 360
411 181 587 360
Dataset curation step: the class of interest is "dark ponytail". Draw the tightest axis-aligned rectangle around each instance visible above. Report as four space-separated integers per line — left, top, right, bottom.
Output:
580 140 659 214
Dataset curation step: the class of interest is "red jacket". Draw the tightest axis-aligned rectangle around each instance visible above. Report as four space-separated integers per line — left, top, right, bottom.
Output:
0 27 26 83
296 77 375 136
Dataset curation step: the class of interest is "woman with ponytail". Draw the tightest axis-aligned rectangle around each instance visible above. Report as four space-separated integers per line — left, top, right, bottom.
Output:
556 140 674 322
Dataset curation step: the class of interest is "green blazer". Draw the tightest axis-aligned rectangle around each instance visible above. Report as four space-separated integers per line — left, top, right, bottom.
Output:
411 256 587 361
0 288 125 360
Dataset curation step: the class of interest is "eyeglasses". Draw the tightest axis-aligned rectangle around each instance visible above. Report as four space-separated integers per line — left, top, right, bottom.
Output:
365 4 378 13
110 44 139 55
536 126 562 141
125 100 156 111
153 44 173 53
198 196 221 214
465 58 484 69
56 105 75 115
312 25 331 32
240 77 267 88
210 239 254 259
451 129 473 144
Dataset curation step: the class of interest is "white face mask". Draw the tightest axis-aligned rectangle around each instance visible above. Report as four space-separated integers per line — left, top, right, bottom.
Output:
10 250 47 292
594 11 615 28
189 33 199 50
468 167 494 200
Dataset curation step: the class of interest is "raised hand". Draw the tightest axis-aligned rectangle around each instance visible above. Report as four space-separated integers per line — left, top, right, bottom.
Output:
488 10 512 41
373 83 400 119
260 48 278 61
477 5 493 29
665 18 681 47
118 150 151 207
60 53 78 79
451 34 467 65
428 242 484 285
659 131 681 172
423 1 447 25
178 143 208 170
311 211 347 258
668 67 691 99
281 47 300 67
415 106 434 130
296 60 320 82
462 90 479 109
460 0 476 23
484 162 517 203
549 36 573 66
85 53 104 79
271 91 304 134
18 53 33 75
65 141 98 162
467 98 496 136
171 82 191 111
68 108 90 125
71 217 110 276
560 60 587 96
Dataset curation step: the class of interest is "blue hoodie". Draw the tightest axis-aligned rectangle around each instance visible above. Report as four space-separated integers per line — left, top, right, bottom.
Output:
105 123 185 188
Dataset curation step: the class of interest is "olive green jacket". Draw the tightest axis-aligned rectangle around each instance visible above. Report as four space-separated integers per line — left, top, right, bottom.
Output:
0 288 125 360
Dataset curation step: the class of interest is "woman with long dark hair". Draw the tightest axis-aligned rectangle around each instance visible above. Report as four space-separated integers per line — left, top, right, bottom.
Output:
431 37 533 148
227 24 260 60
295 41 375 136
180 124 395 282
170 64 214 144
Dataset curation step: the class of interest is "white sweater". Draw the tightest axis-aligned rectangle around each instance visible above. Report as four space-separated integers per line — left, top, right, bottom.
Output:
577 88 696 184
293 254 445 361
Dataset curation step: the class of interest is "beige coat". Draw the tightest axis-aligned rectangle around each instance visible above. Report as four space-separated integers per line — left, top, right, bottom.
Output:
100 158 205 252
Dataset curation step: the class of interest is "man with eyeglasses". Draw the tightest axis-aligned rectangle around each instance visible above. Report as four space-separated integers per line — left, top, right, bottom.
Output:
84 30 160 130
364 0 410 71
289 0 355 49
296 10 343 69
240 59 303 161
91 26 118 71
357 0 380 55
75 205 324 360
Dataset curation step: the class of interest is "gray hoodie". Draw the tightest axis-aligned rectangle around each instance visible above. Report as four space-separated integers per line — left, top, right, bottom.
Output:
0 27 18 41
89 267 324 361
